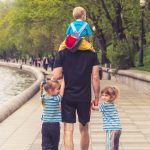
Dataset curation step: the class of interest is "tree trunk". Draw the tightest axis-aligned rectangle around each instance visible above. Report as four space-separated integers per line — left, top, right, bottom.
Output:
112 0 126 40
95 26 108 64
101 0 126 40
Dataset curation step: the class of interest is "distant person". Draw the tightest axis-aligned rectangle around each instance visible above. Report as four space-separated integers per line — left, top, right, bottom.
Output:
43 56 49 71
93 86 122 150
29 57 33 66
40 79 64 150
37 57 41 67
49 56 55 71
16 57 19 63
22 57 25 64
34 58 38 67
24 57 27 64
8 57 10 62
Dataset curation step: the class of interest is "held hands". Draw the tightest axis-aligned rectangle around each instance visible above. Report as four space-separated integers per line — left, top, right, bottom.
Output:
91 98 99 111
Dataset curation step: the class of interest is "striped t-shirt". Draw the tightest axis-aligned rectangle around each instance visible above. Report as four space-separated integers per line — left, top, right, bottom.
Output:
41 94 62 122
99 102 122 131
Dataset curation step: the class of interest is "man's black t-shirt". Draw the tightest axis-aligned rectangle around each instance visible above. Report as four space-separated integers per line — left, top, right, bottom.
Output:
54 49 100 102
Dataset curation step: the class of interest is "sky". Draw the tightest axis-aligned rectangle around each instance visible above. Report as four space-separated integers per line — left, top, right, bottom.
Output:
0 0 13 2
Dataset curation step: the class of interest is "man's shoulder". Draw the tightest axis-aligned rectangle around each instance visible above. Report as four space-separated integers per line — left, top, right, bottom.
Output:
59 48 95 52
58 49 66 53
58 49 97 56
79 50 97 57
57 49 67 57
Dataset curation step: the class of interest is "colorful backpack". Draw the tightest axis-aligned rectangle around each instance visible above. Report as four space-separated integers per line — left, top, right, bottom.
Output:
66 22 88 50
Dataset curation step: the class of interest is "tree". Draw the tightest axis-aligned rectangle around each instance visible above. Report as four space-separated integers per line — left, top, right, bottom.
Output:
0 0 149 69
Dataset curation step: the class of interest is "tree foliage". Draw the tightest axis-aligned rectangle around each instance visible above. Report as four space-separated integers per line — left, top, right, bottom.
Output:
0 0 150 68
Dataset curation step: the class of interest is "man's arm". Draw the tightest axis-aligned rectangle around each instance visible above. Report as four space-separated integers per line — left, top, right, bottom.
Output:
91 65 100 106
52 51 64 80
59 78 65 97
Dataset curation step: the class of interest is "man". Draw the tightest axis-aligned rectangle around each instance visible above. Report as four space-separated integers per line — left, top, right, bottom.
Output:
53 48 100 150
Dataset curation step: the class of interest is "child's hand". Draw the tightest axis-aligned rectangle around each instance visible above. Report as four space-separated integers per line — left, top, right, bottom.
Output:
91 100 99 111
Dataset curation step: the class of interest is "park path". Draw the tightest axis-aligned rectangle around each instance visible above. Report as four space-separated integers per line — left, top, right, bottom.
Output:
0 76 150 150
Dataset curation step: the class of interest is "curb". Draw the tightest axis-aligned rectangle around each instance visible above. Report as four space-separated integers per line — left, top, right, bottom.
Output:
102 68 150 95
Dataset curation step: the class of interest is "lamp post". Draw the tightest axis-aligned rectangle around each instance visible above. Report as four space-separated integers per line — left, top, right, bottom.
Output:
138 0 146 67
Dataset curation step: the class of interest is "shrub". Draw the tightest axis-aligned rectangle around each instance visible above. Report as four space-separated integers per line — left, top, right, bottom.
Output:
107 40 135 69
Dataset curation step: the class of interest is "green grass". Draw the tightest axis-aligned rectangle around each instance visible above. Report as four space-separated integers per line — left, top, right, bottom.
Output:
134 45 150 72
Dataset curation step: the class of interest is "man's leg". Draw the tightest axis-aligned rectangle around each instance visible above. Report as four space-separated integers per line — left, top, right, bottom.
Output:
77 101 91 150
79 123 89 150
64 123 74 150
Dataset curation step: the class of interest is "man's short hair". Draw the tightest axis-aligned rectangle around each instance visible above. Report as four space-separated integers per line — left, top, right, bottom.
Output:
73 6 86 19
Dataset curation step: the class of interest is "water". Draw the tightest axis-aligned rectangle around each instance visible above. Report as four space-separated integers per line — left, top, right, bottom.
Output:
0 66 36 104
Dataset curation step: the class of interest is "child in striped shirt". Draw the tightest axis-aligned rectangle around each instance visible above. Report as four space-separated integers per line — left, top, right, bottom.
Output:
93 86 122 150
40 79 64 150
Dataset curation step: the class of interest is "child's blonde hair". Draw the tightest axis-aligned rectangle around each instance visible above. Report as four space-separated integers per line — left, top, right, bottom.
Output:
73 6 86 19
101 86 119 102
41 79 60 107
44 80 60 92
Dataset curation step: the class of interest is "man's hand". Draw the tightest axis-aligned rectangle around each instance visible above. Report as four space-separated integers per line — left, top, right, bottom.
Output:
93 98 99 106
91 98 99 110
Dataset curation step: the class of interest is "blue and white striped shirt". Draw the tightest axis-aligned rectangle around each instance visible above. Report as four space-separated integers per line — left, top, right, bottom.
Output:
99 102 122 131
41 94 62 122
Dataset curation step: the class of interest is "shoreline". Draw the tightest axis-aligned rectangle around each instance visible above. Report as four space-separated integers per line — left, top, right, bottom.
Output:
0 62 44 122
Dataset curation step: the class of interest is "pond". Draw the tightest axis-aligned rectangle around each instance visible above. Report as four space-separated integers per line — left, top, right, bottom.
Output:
0 66 36 104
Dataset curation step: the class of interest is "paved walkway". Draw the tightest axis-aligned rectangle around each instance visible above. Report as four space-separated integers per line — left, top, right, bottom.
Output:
0 77 150 150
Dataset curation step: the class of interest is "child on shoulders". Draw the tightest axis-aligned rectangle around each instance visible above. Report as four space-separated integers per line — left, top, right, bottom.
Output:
59 6 95 51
